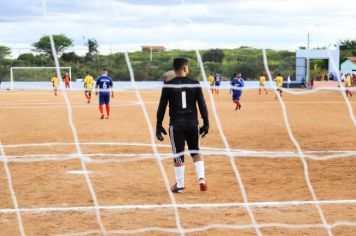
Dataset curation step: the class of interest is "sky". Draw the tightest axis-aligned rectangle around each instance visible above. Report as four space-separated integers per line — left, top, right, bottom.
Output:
1 0 356 57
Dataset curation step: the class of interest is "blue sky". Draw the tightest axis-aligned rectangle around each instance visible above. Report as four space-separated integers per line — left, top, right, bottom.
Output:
1 0 356 57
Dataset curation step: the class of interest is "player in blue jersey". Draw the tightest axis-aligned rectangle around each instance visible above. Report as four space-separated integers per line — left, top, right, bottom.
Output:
231 72 244 111
214 73 221 95
95 68 114 119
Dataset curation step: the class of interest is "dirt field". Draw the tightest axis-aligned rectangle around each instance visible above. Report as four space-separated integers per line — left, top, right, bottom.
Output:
0 88 355 236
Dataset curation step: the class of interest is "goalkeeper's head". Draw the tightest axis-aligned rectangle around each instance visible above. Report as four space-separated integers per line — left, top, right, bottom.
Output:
173 58 189 76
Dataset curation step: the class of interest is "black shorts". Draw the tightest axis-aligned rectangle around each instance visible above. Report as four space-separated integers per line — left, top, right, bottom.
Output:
99 93 110 105
169 125 200 163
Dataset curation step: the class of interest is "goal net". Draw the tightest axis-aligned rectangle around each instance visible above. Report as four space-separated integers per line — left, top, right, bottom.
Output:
10 67 72 90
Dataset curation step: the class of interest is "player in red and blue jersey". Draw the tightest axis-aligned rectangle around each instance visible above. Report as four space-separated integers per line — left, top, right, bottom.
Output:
231 72 244 111
95 68 114 119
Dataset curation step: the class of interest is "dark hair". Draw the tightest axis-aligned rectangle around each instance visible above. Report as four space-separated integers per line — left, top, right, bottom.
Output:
173 58 188 71
102 68 108 72
277 73 281 76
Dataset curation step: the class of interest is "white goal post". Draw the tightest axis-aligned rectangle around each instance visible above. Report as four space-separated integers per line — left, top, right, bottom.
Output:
10 66 72 90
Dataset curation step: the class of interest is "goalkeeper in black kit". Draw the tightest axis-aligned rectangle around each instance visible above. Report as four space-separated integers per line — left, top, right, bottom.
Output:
156 58 209 193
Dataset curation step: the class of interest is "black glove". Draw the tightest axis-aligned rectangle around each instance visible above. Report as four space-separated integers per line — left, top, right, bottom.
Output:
199 125 209 138
156 125 167 141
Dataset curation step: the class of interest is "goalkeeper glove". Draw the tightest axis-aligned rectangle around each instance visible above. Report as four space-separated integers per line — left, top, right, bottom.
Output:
199 124 209 138
156 125 167 141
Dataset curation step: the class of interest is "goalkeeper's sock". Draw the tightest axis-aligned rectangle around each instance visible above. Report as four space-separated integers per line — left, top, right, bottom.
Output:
194 161 205 180
99 105 104 114
174 166 185 188
105 104 110 117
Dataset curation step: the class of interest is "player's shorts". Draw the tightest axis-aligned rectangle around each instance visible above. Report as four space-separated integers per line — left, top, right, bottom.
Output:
169 125 200 163
232 91 242 101
215 81 221 86
85 88 93 92
260 83 265 87
99 93 110 105
53 85 58 91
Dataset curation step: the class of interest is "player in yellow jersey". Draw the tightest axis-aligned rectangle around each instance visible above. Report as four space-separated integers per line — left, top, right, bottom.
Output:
84 72 95 103
51 75 59 96
345 73 353 97
259 73 268 95
208 73 215 94
274 73 284 99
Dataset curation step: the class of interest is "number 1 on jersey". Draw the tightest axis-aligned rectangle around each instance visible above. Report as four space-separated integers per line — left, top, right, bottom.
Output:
182 91 187 109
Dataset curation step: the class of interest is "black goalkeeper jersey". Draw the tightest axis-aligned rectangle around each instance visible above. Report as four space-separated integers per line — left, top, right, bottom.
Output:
157 76 209 126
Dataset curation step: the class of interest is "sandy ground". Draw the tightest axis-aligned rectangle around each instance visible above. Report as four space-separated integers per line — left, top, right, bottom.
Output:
0 88 355 236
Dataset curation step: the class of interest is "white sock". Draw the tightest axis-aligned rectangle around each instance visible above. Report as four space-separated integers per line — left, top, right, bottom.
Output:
174 166 185 188
194 161 205 180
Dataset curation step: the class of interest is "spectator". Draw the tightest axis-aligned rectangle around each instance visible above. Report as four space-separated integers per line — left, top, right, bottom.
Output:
329 73 335 81
352 73 356 86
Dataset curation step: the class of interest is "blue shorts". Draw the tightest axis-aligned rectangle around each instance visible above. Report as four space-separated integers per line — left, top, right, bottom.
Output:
232 92 242 101
99 93 110 105
215 81 220 86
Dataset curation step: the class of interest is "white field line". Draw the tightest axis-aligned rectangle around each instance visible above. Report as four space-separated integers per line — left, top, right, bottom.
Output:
0 101 141 106
2 84 356 93
2 141 167 148
195 49 262 236
1 150 355 164
0 103 145 109
0 100 355 109
2 141 355 154
53 221 356 236
124 52 184 236
42 1 107 235
1 199 355 214
0 143 26 236
263 49 333 236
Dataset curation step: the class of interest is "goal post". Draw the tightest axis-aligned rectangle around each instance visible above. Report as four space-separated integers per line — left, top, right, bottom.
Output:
10 66 72 90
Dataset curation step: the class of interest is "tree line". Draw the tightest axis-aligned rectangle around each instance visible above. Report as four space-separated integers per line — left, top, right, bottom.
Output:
1 35 355 82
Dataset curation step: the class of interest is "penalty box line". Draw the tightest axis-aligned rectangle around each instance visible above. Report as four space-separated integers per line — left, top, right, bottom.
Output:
0 199 355 214
52 222 356 236
1 150 356 164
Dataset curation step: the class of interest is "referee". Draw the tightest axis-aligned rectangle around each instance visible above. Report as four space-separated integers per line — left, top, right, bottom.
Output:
156 58 209 193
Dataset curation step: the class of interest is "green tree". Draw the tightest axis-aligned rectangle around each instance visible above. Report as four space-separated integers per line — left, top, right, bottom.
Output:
202 49 225 63
339 39 356 50
32 34 73 57
18 53 35 61
86 38 99 55
61 51 81 63
0 45 11 59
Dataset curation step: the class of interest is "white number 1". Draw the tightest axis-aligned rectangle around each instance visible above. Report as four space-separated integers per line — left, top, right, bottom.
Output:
182 91 187 109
